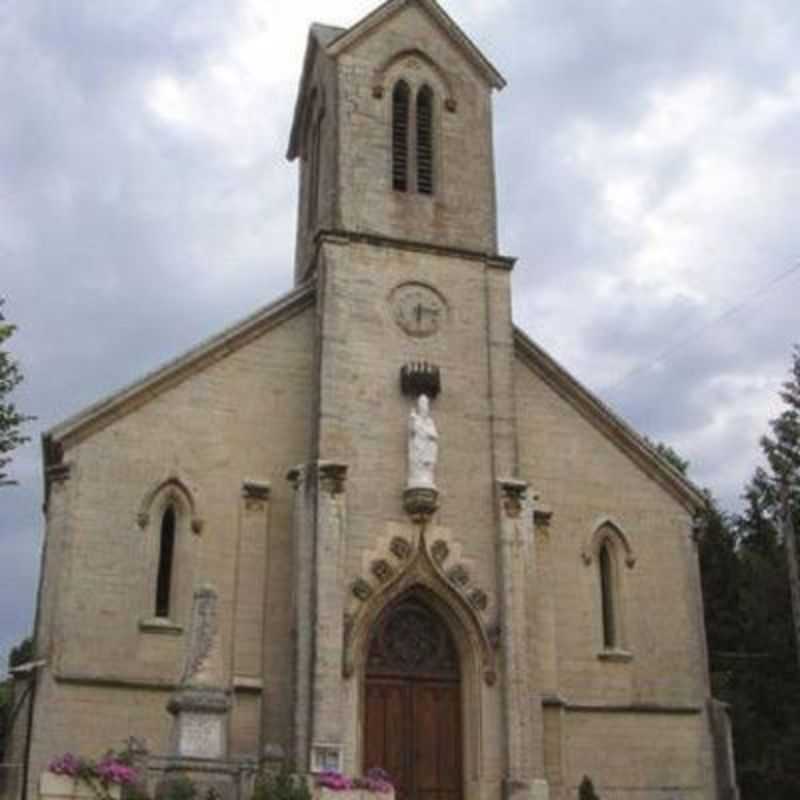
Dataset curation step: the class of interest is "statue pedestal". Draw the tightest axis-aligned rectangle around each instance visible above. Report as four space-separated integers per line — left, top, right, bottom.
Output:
403 486 439 523
168 686 231 759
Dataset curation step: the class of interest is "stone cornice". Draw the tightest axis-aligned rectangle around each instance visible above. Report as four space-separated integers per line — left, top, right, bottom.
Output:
513 327 707 513
314 229 516 270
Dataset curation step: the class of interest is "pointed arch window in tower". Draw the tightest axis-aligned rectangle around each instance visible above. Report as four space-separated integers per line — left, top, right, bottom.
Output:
392 81 410 192
599 541 617 650
416 85 434 195
155 505 176 618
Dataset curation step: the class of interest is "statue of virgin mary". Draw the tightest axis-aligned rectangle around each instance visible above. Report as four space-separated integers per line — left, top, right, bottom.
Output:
408 394 438 489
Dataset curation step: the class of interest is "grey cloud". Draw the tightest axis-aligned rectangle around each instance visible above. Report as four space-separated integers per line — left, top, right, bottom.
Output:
2 0 800 663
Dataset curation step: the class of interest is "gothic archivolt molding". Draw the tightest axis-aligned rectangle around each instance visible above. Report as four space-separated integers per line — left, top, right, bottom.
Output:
344 529 496 685
581 517 636 569
137 476 204 534
372 48 457 111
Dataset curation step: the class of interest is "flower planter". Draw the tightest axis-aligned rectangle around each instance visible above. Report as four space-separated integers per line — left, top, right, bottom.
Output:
314 789 394 800
40 773 122 800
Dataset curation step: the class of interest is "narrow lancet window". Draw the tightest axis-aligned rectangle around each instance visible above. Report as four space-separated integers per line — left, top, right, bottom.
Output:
416 86 434 194
599 542 616 649
392 81 410 191
155 506 176 618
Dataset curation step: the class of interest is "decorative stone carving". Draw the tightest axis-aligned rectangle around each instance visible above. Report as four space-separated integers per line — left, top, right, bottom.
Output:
390 537 412 560
468 588 489 612
178 584 225 689
403 487 439 523
242 480 271 511
533 507 553 529
401 362 442 398
286 465 306 490
318 462 348 495
499 479 527 519
431 540 450 564
371 559 395 584
352 579 373 602
407 394 438 490
447 565 470 588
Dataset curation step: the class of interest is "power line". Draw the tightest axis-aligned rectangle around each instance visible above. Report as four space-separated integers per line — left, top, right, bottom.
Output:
608 259 800 392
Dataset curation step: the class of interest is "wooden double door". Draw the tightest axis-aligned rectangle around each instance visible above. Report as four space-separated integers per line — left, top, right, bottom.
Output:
363 596 463 800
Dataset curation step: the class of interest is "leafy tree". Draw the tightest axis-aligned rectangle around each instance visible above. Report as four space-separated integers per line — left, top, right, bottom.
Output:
8 637 33 669
0 298 31 486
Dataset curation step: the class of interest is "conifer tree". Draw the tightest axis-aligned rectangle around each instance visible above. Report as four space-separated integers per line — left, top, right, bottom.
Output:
759 345 800 672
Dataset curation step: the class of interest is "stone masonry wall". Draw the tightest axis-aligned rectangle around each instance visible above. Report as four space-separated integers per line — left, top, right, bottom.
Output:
515 358 716 797
27 304 316 794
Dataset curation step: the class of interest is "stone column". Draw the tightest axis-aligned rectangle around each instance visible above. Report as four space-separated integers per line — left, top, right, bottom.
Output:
497 479 548 800
309 462 348 774
288 465 314 772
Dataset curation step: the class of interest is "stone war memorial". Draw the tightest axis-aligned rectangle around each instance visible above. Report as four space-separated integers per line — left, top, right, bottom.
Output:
4 1 740 799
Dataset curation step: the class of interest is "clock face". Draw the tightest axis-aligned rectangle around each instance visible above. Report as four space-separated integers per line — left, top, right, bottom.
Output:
391 283 447 338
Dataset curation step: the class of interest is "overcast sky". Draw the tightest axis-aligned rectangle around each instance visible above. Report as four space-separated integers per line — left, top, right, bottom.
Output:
2 0 799 671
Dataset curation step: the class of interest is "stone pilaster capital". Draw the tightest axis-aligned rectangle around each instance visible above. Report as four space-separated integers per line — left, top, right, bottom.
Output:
498 478 529 519
286 465 307 491
317 461 348 495
242 480 271 502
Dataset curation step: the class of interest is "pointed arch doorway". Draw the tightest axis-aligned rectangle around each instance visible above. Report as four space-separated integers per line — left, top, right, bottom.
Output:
363 594 463 800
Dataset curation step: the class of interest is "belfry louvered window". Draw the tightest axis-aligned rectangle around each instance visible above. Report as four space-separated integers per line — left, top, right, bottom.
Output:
392 81 410 191
416 85 434 194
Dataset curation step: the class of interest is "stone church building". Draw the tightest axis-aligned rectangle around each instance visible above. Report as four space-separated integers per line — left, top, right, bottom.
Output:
9 1 737 798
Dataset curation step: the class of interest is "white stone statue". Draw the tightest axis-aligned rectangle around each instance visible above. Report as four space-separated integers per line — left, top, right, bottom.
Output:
408 394 438 489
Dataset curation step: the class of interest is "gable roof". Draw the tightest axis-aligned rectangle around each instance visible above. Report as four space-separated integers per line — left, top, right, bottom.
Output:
288 0 505 160
45 282 316 451
327 0 506 89
513 327 707 513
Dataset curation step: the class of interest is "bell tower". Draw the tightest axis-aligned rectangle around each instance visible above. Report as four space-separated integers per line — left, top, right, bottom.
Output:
287 0 506 283
285 4 549 800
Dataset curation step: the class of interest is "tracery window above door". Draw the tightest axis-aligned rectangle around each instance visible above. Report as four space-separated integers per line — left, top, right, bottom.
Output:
367 596 459 679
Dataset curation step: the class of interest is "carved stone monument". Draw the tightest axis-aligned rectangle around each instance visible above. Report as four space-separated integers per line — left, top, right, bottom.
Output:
158 584 236 800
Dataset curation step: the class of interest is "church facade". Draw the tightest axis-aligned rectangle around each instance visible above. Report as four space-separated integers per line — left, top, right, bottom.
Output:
12 1 735 799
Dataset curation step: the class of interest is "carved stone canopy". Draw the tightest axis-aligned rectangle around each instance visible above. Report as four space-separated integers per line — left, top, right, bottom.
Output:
401 362 441 399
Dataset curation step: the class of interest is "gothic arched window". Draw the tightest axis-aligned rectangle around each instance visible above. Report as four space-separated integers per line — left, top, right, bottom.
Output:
155 505 176 618
599 541 616 649
392 81 410 192
416 85 434 194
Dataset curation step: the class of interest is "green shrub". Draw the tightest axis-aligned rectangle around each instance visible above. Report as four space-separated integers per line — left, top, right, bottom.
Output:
253 769 310 800
578 776 600 800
